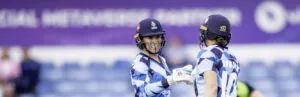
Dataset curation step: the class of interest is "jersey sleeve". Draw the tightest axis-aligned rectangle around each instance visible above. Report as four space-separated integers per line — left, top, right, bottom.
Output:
130 60 169 97
196 51 218 76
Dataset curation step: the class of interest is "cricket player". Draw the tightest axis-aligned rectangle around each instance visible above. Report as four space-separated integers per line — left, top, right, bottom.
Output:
130 18 193 97
192 15 240 97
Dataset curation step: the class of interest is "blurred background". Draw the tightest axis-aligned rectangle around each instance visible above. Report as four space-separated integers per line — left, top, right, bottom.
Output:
0 0 299 97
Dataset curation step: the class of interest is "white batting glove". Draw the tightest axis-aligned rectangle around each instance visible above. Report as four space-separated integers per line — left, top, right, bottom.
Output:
166 65 194 85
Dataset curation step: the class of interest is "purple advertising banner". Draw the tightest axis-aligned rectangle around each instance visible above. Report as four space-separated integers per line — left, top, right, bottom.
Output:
0 0 299 45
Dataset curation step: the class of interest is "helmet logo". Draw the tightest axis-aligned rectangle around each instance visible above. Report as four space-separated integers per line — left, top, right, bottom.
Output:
204 18 209 23
220 26 227 32
137 24 140 31
134 33 139 39
151 21 157 30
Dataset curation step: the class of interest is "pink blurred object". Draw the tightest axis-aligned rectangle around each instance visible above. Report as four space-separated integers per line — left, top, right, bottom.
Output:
0 60 20 81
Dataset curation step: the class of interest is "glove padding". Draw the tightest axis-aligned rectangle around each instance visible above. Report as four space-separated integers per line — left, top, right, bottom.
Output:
167 65 194 85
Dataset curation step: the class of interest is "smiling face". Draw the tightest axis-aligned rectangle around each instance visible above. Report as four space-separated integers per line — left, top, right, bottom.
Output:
142 35 162 54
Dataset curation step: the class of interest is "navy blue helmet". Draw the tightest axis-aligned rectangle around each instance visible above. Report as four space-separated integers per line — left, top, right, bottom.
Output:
200 14 231 48
134 18 166 50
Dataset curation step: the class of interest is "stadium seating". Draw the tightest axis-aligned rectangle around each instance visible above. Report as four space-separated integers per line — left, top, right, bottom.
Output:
246 60 270 80
88 61 107 70
271 60 295 80
36 59 300 97
63 62 81 70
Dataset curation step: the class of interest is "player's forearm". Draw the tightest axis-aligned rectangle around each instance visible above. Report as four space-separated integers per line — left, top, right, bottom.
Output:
204 84 218 97
203 71 218 97
144 79 169 96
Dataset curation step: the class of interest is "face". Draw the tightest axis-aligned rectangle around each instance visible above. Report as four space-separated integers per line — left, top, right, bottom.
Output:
22 47 30 60
142 35 162 54
1 47 10 59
